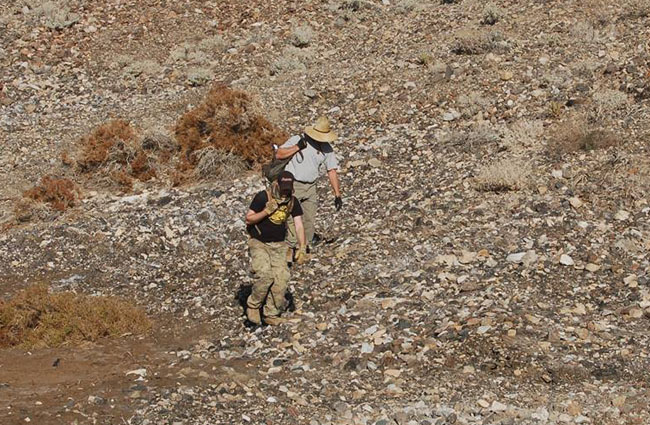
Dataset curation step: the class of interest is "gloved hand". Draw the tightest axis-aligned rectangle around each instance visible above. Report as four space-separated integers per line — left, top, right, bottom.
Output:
295 246 309 265
264 198 279 215
297 137 308 150
334 196 343 211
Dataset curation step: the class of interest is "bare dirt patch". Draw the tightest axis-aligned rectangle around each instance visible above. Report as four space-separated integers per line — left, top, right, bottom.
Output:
0 321 255 424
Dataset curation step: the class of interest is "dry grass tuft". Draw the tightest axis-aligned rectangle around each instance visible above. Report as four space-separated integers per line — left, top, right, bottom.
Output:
12 198 50 223
192 147 247 179
174 85 287 180
23 175 80 211
0 285 151 349
549 119 619 155
451 30 495 55
141 127 179 153
475 159 530 192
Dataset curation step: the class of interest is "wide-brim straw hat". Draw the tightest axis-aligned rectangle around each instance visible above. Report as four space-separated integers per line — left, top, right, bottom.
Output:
304 116 338 143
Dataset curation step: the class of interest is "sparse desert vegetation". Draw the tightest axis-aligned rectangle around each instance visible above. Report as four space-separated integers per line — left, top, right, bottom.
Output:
0 285 151 348
1 0 650 424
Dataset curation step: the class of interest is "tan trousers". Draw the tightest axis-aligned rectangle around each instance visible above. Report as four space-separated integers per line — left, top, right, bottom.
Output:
286 181 317 248
246 238 290 317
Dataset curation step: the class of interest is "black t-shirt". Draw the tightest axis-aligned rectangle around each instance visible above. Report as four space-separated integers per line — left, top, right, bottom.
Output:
247 191 303 242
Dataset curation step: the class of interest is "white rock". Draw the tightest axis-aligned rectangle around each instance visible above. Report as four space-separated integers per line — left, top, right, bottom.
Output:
361 342 374 353
569 197 583 208
624 274 637 287
506 252 526 263
442 110 460 121
490 401 507 412
364 325 379 335
368 158 382 167
477 325 491 334
126 368 147 377
560 254 574 266
532 407 550 421
522 250 538 266
614 210 630 221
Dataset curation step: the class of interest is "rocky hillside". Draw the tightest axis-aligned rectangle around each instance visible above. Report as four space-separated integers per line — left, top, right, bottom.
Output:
1 0 650 424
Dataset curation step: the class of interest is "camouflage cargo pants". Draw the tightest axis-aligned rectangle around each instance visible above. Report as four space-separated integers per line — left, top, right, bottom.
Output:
246 238 290 318
286 181 317 248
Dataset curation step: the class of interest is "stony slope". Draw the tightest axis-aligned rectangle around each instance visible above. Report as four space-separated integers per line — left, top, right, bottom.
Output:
1 0 650 424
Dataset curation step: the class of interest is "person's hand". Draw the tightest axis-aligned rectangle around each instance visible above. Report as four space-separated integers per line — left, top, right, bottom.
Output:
295 246 309 265
297 137 308 150
264 198 279 215
334 196 343 211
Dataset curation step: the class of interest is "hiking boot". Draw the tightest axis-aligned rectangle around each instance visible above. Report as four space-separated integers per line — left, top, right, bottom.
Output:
246 307 261 325
311 233 323 247
263 316 287 326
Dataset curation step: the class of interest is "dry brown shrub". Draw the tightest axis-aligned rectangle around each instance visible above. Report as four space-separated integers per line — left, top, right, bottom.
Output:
549 119 619 155
0 285 151 349
77 119 136 171
174 85 287 176
23 175 81 211
74 120 159 189
67 87 280 190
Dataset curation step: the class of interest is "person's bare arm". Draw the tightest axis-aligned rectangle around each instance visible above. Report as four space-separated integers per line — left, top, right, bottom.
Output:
327 169 341 197
276 145 301 160
245 208 268 225
276 137 307 159
294 215 306 250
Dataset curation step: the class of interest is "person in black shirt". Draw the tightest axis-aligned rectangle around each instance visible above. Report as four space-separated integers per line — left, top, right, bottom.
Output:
244 171 306 325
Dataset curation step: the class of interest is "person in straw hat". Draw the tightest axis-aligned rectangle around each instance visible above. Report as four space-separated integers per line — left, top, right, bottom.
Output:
275 116 342 262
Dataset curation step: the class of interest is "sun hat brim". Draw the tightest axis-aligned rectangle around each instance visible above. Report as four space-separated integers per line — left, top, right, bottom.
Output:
304 126 337 143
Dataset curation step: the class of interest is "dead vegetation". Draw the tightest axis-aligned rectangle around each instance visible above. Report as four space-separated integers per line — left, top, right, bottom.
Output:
192 147 247 179
451 29 503 55
72 86 283 189
74 119 165 190
12 198 50 223
23 175 80 211
174 85 287 182
475 159 531 192
0 285 151 349
549 118 620 155
12 85 283 220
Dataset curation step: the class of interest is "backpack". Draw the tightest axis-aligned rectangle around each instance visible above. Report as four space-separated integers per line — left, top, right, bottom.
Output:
262 137 304 183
